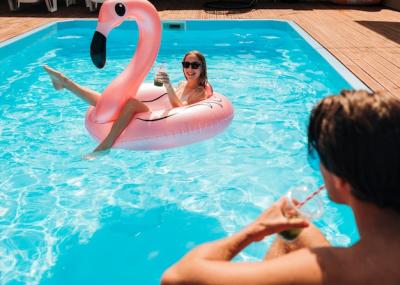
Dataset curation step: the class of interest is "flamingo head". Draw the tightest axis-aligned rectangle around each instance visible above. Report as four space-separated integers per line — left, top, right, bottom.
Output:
90 0 158 69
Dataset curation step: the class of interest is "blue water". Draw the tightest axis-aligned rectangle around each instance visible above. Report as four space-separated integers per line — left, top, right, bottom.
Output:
0 20 359 285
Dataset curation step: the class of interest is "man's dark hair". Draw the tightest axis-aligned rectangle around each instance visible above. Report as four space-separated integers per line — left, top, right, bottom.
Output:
308 90 400 213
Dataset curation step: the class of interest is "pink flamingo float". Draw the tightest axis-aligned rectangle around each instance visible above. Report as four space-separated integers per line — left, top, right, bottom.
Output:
86 0 234 150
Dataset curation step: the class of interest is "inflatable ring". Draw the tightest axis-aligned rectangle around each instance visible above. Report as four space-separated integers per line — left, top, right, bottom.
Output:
86 0 233 150
86 83 233 150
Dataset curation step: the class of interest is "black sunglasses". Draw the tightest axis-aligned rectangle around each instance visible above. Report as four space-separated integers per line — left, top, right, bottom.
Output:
181 61 201 69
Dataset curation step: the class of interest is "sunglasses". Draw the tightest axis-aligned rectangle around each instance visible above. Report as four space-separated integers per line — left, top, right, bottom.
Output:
181 61 201 69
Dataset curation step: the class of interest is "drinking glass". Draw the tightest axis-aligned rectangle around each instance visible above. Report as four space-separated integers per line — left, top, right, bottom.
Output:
154 65 165 87
278 185 324 241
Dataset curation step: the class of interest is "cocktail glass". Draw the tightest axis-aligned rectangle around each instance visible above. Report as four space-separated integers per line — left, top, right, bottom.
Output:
278 185 324 241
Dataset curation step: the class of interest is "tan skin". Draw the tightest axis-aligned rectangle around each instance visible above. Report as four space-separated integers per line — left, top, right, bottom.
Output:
161 164 400 285
43 54 207 155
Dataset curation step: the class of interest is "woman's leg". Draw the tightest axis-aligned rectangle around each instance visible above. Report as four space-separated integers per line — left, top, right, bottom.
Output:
93 98 149 153
43 65 100 106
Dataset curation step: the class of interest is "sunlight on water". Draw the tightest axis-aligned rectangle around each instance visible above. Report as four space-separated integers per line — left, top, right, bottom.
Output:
0 21 357 285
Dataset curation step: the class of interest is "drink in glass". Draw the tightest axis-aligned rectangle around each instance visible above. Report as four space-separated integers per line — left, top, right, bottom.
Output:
278 185 324 241
154 65 164 87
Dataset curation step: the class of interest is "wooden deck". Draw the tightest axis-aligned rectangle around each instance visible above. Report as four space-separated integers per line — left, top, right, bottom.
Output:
1 0 399 97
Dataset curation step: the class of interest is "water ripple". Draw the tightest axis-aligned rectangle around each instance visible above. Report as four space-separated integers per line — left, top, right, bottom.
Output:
0 23 354 285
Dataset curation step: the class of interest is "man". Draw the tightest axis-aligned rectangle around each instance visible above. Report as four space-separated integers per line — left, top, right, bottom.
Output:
161 90 400 285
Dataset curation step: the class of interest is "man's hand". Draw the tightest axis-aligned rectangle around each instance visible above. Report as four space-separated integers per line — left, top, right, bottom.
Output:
244 198 309 242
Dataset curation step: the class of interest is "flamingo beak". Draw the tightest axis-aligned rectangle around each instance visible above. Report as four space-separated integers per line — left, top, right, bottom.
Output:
90 31 107 69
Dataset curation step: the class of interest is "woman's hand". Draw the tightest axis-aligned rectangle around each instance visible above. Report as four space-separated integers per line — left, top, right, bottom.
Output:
155 71 171 85
244 198 309 242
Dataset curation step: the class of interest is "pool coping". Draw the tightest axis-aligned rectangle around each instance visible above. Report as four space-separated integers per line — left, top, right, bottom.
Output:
287 22 370 91
0 19 370 91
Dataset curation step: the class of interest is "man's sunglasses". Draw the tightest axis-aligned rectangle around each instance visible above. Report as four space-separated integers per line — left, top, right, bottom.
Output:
181 61 201 69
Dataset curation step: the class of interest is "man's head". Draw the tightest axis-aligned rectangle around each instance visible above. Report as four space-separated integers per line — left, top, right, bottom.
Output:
308 90 400 213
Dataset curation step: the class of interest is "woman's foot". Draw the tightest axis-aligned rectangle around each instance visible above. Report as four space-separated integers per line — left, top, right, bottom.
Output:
82 149 110 160
43 65 67 90
93 140 113 153
81 141 112 160
80 143 112 160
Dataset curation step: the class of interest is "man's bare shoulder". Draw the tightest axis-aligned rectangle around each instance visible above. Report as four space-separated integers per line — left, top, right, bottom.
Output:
270 245 400 285
258 246 348 284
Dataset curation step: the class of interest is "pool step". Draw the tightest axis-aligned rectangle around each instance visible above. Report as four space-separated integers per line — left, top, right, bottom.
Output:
163 21 186 31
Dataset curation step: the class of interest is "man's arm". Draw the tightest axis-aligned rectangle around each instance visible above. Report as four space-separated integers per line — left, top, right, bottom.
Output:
265 223 330 260
162 246 327 285
161 198 330 285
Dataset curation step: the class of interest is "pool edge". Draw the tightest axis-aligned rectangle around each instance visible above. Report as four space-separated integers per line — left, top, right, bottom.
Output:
0 19 370 92
287 21 371 91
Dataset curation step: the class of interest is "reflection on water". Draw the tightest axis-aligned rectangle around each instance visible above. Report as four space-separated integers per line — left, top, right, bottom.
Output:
0 21 356 285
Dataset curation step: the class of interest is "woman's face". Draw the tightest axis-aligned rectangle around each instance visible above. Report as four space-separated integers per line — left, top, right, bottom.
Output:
182 54 202 82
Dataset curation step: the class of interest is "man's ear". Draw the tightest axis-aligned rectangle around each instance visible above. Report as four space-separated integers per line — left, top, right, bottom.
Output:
331 174 352 196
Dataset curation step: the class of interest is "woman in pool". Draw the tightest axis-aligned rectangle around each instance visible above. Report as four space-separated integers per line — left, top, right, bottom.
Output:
44 50 210 153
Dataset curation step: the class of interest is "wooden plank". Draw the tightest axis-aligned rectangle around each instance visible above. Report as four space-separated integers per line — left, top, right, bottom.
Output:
355 55 400 96
331 48 386 91
338 47 400 87
375 48 400 67
368 51 400 84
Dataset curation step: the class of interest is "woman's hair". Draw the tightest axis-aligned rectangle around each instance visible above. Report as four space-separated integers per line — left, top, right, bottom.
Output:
308 90 400 213
182 50 208 87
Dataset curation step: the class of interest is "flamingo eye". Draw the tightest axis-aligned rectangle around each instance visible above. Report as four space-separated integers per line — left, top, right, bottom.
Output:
115 3 126 16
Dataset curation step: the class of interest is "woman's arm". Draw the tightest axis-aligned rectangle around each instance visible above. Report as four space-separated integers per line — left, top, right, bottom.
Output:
155 71 184 108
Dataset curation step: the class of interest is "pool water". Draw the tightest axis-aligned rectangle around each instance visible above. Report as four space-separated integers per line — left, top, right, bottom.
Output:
0 20 361 285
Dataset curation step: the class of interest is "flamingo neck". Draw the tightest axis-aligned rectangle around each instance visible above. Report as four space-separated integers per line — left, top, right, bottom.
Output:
93 1 161 123
110 11 161 100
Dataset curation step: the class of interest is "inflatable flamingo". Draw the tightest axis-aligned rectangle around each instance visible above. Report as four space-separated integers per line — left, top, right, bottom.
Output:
86 0 233 150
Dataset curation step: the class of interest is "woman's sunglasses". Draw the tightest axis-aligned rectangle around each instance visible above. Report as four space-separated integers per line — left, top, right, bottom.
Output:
181 61 201 69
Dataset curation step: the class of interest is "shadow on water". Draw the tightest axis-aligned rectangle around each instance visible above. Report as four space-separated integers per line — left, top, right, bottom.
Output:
356 21 400 45
40 204 226 285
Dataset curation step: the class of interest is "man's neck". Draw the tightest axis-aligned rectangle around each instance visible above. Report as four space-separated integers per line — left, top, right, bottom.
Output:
350 198 400 241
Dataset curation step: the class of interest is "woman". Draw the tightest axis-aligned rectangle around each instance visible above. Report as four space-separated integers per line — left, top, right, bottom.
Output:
44 50 211 154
